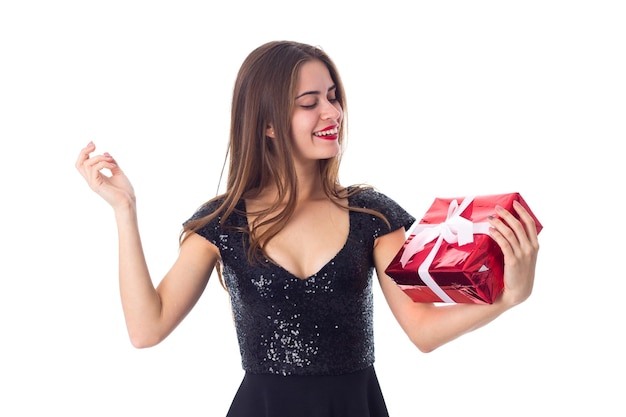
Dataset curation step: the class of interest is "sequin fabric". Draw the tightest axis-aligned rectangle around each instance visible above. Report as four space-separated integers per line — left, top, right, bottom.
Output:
187 187 415 376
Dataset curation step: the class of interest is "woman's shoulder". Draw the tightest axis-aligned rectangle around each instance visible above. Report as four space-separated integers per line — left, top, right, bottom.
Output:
347 184 399 209
346 184 416 232
183 194 245 244
186 196 227 223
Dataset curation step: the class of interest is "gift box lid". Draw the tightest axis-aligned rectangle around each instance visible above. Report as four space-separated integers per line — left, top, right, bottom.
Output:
418 192 542 234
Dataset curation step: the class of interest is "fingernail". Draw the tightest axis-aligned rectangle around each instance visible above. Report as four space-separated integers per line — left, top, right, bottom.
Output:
488 215 495 220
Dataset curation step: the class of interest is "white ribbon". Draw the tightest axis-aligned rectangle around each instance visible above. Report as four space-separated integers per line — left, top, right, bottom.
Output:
400 196 491 303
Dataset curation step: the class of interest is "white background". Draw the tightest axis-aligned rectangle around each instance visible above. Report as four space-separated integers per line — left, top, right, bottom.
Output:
1 1 624 416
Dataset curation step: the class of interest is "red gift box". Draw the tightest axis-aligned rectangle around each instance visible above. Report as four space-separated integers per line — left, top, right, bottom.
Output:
385 193 543 304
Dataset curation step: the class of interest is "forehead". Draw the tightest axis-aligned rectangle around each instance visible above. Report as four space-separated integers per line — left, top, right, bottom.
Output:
296 60 334 92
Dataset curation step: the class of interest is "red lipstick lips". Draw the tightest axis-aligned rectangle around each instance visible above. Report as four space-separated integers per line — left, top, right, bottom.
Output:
314 125 339 140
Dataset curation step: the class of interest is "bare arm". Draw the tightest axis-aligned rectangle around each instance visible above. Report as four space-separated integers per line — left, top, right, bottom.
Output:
374 201 540 353
76 142 220 348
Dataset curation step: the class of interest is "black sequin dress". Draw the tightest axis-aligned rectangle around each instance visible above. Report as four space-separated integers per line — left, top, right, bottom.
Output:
187 187 415 417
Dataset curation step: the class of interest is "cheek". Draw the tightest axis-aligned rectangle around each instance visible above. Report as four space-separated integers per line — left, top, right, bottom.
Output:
292 112 315 133
289 117 309 145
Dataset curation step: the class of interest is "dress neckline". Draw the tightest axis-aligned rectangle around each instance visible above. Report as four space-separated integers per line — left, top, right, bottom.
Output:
240 195 354 281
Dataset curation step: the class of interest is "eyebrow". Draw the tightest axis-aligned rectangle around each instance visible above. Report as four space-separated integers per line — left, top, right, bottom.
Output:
295 85 337 99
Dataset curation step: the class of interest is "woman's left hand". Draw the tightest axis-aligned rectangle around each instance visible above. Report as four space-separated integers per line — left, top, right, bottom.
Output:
488 200 540 307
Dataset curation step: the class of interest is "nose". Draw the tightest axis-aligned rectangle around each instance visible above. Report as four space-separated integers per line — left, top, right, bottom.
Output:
321 99 342 121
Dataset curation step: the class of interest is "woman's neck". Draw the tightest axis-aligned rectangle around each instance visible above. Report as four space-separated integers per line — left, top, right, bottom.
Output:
249 169 329 205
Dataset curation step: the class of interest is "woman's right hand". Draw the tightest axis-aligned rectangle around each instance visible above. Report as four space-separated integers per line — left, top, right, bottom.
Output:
75 141 136 210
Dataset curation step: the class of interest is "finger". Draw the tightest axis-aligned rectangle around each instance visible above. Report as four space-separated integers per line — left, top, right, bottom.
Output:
497 203 539 259
82 154 116 189
103 152 122 175
490 205 539 266
488 216 518 258
491 207 522 250
75 141 96 171
84 153 114 170
488 224 516 261
82 153 114 179
512 200 540 249
85 161 112 187
89 159 116 174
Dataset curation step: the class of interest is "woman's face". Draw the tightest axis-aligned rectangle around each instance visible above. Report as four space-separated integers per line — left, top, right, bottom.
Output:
287 59 343 165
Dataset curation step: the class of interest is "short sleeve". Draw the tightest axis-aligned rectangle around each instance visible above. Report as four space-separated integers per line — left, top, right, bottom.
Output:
183 199 225 246
349 187 416 240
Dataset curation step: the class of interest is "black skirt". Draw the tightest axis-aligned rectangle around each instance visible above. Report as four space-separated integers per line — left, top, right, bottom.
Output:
225 365 389 417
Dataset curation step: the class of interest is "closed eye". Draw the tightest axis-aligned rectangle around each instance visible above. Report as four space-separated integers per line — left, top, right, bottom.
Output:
296 85 338 109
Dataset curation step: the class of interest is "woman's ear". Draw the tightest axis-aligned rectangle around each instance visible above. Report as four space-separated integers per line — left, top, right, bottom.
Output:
265 124 275 139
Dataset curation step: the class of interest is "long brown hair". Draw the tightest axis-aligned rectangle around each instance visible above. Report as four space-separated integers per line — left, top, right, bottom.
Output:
182 41 386 268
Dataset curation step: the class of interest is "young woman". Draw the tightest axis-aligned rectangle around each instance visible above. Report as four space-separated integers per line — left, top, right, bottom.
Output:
75 40 539 416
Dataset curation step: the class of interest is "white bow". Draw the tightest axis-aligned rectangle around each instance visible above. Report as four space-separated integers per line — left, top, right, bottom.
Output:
399 196 490 303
